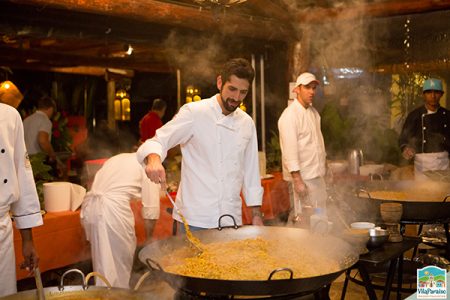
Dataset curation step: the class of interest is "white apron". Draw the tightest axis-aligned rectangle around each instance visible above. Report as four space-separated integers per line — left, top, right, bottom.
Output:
0 205 16 297
414 151 449 181
80 192 136 289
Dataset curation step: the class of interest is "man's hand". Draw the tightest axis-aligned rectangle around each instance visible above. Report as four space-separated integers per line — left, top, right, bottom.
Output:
293 177 308 198
19 229 39 275
402 146 415 160
250 206 264 226
145 154 166 189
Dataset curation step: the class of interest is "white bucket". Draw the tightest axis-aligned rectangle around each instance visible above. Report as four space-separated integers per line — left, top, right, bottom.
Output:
43 182 72 212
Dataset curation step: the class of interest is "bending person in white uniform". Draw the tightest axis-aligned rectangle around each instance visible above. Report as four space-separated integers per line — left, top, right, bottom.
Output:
278 73 328 225
80 152 160 288
137 58 264 230
0 81 43 297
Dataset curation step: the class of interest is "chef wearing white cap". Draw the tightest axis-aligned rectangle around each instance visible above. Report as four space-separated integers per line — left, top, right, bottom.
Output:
0 81 43 297
399 78 450 180
278 72 327 224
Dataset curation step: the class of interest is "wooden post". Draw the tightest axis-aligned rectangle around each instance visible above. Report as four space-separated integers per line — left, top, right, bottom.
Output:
107 79 116 130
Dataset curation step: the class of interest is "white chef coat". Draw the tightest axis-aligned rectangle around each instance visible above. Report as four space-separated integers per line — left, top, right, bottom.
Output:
137 95 263 228
278 100 327 217
0 103 43 297
80 153 160 289
278 100 326 181
23 110 52 155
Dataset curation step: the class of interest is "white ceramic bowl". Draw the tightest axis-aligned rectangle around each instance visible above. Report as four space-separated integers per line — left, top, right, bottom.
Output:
350 222 376 230
360 164 384 176
328 160 348 174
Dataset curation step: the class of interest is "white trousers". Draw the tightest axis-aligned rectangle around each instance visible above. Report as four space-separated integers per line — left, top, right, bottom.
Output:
81 194 136 289
288 176 327 222
0 206 17 297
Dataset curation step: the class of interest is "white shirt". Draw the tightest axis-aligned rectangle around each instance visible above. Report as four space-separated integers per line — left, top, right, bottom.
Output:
278 99 326 181
0 103 43 228
23 110 52 155
85 153 160 220
137 95 263 228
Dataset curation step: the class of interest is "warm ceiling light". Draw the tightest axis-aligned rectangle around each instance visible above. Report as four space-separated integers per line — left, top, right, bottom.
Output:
126 44 133 56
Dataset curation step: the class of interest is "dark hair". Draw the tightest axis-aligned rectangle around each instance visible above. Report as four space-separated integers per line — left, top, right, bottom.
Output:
151 98 167 111
220 58 254 85
37 96 56 110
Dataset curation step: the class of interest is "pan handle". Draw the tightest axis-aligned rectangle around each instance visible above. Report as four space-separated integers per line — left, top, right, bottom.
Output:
370 173 384 181
145 258 164 272
356 188 371 199
268 268 294 280
217 214 239 230
59 269 86 291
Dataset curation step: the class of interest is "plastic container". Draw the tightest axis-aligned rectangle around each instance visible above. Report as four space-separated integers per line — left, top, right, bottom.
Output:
43 182 71 212
310 208 331 234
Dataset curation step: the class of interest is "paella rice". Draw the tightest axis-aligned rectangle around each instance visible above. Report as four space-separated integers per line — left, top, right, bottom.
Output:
160 237 341 280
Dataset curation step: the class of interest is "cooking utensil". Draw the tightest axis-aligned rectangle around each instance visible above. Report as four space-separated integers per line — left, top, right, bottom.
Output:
0 268 147 300
139 225 358 297
34 267 45 300
165 191 203 253
357 180 450 223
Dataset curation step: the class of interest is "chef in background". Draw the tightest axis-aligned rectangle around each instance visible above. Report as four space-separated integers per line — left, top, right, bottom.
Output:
399 78 450 180
0 81 43 297
137 58 263 231
278 73 327 225
80 152 160 288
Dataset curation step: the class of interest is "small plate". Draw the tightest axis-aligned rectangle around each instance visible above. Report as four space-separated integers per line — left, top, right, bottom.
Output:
261 174 274 180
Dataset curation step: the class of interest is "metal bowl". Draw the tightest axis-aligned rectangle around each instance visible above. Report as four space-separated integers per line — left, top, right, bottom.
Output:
367 228 389 249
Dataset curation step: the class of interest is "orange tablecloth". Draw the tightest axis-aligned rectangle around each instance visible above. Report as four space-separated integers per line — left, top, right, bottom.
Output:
242 172 290 224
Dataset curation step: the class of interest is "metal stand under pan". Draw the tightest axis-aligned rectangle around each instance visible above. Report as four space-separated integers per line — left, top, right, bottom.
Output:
173 285 332 300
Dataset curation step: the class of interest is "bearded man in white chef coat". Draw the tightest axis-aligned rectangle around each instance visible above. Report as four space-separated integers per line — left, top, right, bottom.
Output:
80 152 160 288
0 81 43 297
278 73 328 225
137 58 264 231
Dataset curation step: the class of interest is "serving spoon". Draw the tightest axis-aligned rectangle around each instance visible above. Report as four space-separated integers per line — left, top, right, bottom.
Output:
165 191 204 254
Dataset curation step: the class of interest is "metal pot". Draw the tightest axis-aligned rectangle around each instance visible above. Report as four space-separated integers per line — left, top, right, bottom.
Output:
0 269 150 300
348 149 364 175
357 180 450 222
139 224 358 297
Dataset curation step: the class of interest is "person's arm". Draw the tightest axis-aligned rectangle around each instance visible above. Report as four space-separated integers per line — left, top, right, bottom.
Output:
250 206 264 226
136 104 194 184
290 171 308 197
19 228 39 273
38 131 56 160
241 122 264 225
398 111 418 160
141 176 161 244
143 219 157 244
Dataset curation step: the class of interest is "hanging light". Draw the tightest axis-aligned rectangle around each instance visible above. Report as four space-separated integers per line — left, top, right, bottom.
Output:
0 80 23 108
186 85 201 103
114 88 131 121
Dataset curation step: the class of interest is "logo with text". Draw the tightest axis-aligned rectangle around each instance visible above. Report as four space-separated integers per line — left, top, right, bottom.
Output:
417 266 447 299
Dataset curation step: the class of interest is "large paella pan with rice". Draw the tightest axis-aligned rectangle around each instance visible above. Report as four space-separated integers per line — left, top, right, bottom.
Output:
357 180 450 222
139 224 358 297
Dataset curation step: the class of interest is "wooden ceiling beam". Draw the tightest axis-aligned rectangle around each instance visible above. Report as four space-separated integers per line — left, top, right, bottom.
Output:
0 45 173 73
9 0 293 41
294 0 450 23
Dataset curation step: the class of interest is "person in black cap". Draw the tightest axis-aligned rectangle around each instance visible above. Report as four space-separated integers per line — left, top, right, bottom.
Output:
399 78 450 179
